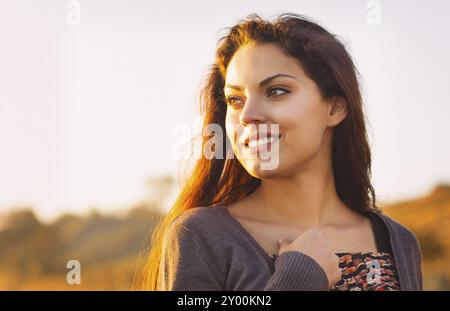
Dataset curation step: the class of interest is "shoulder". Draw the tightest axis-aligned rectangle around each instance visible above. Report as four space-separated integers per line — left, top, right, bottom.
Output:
376 211 421 254
159 207 226 290
162 206 221 253
377 212 417 239
170 206 224 231
166 206 228 244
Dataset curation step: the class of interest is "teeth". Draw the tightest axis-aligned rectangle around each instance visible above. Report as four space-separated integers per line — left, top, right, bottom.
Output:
248 136 278 148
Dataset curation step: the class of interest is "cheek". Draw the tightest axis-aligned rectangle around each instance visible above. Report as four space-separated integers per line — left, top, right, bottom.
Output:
225 112 236 144
225 113 250 165
281 102 328 154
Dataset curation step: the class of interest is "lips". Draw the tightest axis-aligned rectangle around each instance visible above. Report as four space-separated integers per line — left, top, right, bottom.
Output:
248 135 280 148
243 131 282 148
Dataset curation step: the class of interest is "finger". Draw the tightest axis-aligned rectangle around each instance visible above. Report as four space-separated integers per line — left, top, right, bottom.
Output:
278 239 292 248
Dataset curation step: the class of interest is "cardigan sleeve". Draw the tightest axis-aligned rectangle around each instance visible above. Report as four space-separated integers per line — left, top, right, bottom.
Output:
157 220 224 291
414 232 424 291
263 251 330 291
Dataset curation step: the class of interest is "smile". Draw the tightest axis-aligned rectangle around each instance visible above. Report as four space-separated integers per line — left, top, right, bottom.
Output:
247 136 279 148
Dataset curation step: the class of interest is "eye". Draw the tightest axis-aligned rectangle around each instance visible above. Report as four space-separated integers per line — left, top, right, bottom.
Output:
225 95 243 107
267 86 290 98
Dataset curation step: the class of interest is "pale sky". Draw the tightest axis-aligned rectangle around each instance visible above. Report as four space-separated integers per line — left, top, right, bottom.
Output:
1 0 449 222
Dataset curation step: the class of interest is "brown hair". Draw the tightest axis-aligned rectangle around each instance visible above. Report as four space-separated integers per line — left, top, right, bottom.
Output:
135 12 379 290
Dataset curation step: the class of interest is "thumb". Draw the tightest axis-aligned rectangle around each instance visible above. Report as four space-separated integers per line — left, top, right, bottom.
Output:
277 238 292 251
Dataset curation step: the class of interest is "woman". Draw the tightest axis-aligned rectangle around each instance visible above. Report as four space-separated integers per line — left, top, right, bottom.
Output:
138 13 423 291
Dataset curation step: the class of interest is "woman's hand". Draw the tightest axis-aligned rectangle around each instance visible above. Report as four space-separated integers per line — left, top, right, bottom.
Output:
278 228 341 289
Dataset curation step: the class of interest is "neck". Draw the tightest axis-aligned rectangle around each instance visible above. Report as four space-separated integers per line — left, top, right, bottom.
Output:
250 152 355 228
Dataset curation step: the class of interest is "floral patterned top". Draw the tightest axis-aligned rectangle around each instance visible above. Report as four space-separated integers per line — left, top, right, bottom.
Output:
331 251 400 290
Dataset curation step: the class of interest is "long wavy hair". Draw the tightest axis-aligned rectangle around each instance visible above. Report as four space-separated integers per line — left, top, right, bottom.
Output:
135 12 379 290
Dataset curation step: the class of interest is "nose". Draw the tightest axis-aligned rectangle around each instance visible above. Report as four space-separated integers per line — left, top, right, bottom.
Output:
239 96 266 126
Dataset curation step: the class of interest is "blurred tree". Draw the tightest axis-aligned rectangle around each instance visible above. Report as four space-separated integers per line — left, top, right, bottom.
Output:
416 231 446 261
2 208 40 231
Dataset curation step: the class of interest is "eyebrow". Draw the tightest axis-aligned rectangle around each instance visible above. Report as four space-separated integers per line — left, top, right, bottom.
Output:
224 73 298 91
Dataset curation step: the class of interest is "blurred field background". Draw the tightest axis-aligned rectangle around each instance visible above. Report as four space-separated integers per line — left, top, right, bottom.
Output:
0 176 449 290
0 176 173 291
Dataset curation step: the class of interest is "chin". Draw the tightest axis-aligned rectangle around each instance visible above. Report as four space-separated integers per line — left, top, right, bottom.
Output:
243 160 283 179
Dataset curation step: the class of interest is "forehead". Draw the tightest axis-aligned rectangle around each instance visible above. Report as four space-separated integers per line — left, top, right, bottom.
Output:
225 43 305 85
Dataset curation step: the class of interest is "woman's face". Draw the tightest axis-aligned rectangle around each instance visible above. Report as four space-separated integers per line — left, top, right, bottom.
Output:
224 43 346 178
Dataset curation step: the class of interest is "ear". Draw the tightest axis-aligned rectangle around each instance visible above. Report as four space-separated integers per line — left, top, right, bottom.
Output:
327 96 348 127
